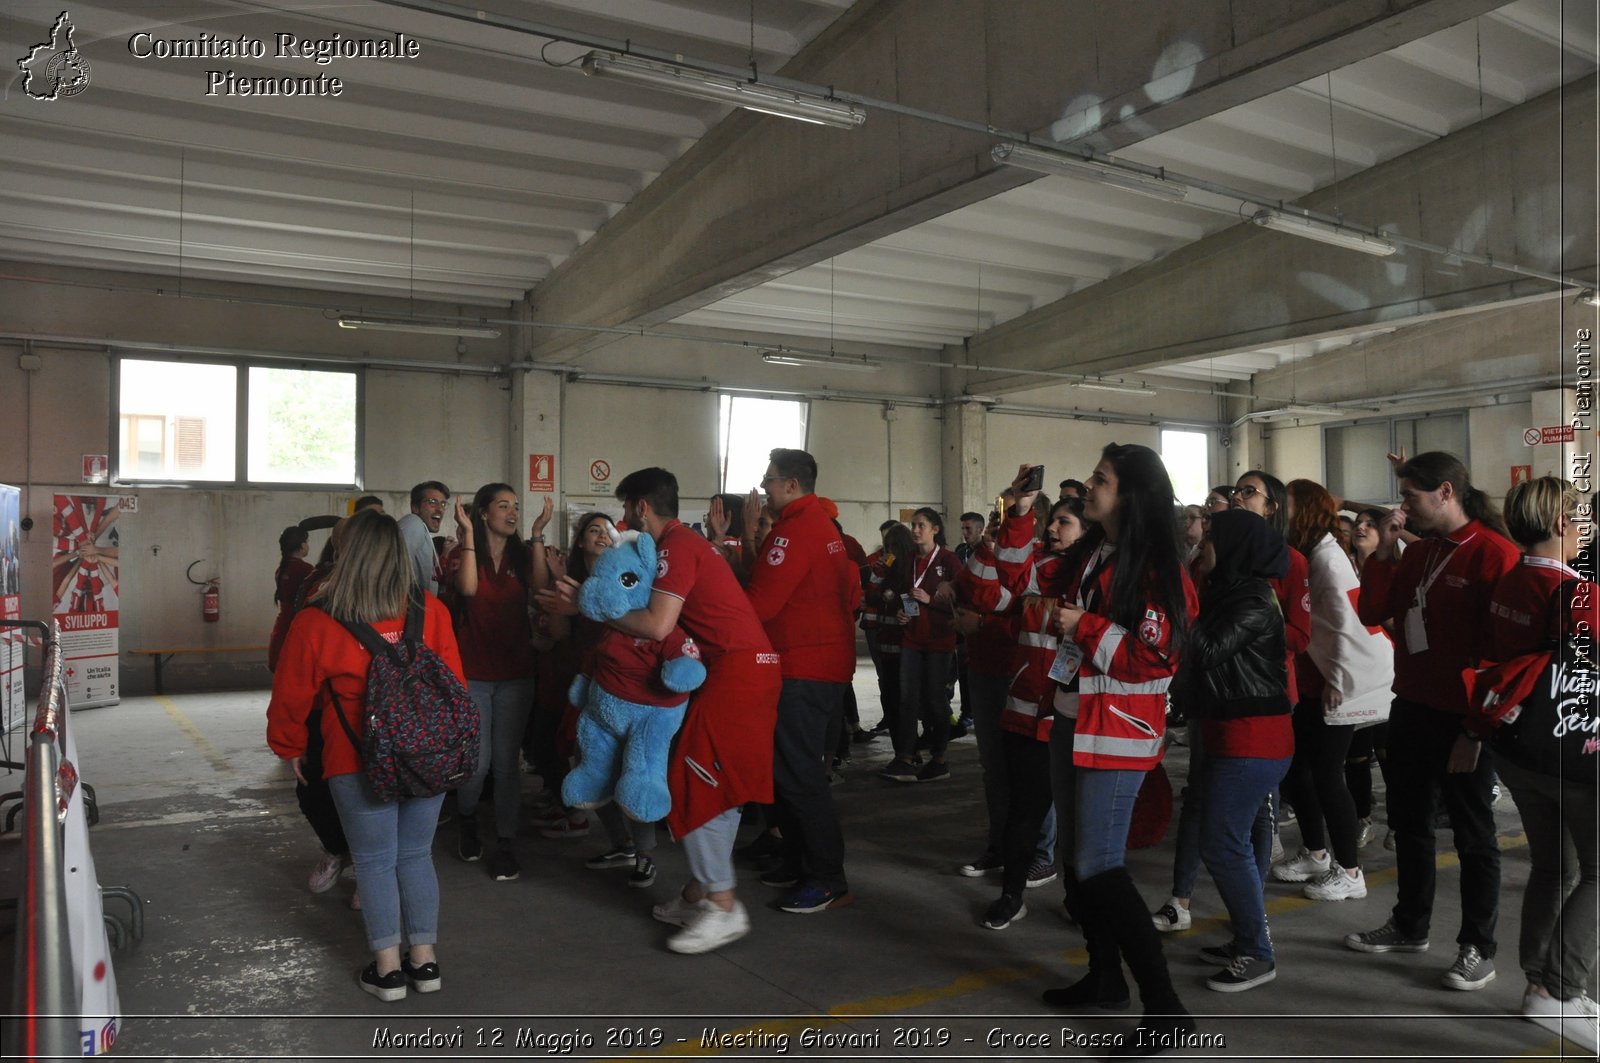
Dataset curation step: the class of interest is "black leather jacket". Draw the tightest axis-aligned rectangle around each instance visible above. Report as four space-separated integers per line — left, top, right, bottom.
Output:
1187 577 1290 720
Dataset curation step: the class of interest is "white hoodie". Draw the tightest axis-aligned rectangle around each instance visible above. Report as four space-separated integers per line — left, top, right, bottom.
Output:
1305 532 1395 727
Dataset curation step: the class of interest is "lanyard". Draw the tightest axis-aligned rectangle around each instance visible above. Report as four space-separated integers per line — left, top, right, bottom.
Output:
1075 542 1114 611
1520 554 1581 580
912 546 944 590
1414 533 1470 608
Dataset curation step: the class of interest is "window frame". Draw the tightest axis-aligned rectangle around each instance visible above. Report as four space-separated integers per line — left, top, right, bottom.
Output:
111 354 365 490
716 394 812 495
1319 408 1470 503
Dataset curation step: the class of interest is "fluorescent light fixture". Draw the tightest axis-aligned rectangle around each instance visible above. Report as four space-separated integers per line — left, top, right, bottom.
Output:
1074 379 1157 396
582 52 865 129
338 314 501 339
1249 210 1397 257
992 142 1188 202
762 351 881 373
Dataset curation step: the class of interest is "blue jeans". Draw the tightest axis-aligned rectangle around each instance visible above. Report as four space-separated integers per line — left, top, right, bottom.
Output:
328 773 444 952
1200 754 1292 961
457 678 535 839
972 670 1055 863
1075 764 1146 879
1173 727 1278 900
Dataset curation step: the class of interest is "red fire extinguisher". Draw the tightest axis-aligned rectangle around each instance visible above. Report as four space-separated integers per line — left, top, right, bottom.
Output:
187 561 221 623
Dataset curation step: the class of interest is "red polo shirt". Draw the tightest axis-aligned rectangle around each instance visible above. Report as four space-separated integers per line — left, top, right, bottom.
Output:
1359 519 1519 713
652 520 770 660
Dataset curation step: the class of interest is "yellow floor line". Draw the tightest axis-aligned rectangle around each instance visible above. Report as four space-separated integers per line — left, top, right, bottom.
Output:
155 694 233 774
604 831 1536 1062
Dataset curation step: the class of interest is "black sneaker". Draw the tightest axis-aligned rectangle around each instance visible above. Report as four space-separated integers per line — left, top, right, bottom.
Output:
628 855 657 888
916 761 950 783
982 893 1027 930
878 758 919 783
359 962 407 1002
1199 941 1241 963
1024 860 1058 888
958 851 1003 877
584 846 637 870
401 954 441 994
760 866 801 888
488 843 520 882
1206 954 1277 993
457 818 482 863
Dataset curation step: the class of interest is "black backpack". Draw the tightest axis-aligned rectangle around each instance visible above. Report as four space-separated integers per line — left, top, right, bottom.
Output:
326 595 480 802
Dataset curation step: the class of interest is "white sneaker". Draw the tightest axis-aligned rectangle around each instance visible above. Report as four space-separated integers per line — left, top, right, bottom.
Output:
308 851 343 894
1151 898 1192 932
1269 831 1284 862
1524 989 1600 1054
651 892 703 928
1304 865 1367 901
1356 818 1375 848
667 900 750 954
1270 847 1331 883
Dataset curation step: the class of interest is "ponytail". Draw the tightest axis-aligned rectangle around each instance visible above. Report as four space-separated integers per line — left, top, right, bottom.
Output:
1397 451 1509 539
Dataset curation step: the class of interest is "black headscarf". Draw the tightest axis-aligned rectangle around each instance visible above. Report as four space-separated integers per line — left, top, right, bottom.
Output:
1204 509 1289 606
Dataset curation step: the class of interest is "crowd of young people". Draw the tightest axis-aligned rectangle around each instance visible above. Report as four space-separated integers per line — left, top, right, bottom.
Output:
260 447 1595 1056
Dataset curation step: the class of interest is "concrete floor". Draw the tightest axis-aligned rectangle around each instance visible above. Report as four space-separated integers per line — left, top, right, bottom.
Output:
2 663 1588 1062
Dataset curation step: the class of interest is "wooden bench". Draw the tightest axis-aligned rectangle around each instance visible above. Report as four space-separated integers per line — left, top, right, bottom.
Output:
128 646 266 695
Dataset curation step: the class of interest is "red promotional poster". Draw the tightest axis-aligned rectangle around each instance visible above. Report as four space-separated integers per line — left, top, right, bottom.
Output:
1 482 21 732
52 494 121 708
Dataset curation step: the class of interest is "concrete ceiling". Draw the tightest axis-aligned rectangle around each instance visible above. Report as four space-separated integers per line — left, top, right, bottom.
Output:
0 0 850 305
673 0 1597 381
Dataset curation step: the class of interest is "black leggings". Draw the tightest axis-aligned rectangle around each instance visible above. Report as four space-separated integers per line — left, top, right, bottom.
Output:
1282 703 1360 869
1345 723 1390 821
999 732 1054 897
297 710 348 856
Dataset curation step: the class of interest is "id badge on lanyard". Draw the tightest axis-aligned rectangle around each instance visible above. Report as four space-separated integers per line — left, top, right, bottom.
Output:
905 547 940 618
1405 540 1459 655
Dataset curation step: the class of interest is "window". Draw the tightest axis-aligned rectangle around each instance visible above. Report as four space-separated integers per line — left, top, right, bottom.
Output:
718 396 808 494
1323 410 1469 503
1160 429 1211 508
116 357 359 487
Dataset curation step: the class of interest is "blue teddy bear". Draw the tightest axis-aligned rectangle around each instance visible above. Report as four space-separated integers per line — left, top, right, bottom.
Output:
562 525 706 823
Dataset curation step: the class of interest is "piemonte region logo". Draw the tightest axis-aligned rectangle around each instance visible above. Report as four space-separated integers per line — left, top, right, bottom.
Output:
18 11 92 100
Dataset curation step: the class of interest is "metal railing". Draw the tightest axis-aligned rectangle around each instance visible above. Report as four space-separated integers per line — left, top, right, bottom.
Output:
4 618 81 1060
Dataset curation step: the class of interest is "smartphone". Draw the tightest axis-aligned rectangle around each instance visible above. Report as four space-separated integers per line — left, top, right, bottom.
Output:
1021 465 1045 493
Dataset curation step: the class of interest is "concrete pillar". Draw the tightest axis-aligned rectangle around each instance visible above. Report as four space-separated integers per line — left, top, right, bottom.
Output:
942 400 989 524
512 370 565 545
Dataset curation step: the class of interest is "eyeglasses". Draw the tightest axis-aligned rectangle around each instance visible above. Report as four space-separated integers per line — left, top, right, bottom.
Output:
419 498 448 508
1233 485 1263 500
761 475 789 486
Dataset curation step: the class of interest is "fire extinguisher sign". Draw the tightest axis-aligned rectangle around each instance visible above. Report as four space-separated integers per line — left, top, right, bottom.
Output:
528 453 555 492
51 493 121 708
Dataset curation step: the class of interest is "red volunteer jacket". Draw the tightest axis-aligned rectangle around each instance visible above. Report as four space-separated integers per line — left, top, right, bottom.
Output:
746 492 861 682
1358 519 1519 714
267 594 465 779
952 538 1020 677
1063 545 1198 771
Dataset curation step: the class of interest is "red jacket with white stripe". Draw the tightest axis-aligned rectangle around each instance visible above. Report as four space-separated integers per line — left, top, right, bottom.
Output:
956 513 1060 741
1061 544 1199 771
952 539 1019 677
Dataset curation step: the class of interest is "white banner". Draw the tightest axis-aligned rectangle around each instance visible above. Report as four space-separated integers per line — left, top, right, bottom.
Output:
59 701 122 1054
52 495 121 708
1 483 22 733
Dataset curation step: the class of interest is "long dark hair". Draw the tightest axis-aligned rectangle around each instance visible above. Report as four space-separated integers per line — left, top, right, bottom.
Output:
715 493 747 539
468 482 530 585
273 525 308 604
568 511 613 583
912 507 947 548
882 523 917 596
1395 451 1510 539
1080 443 1191 653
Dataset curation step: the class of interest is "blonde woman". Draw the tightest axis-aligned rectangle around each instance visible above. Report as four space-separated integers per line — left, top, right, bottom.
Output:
268 508 465 1002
